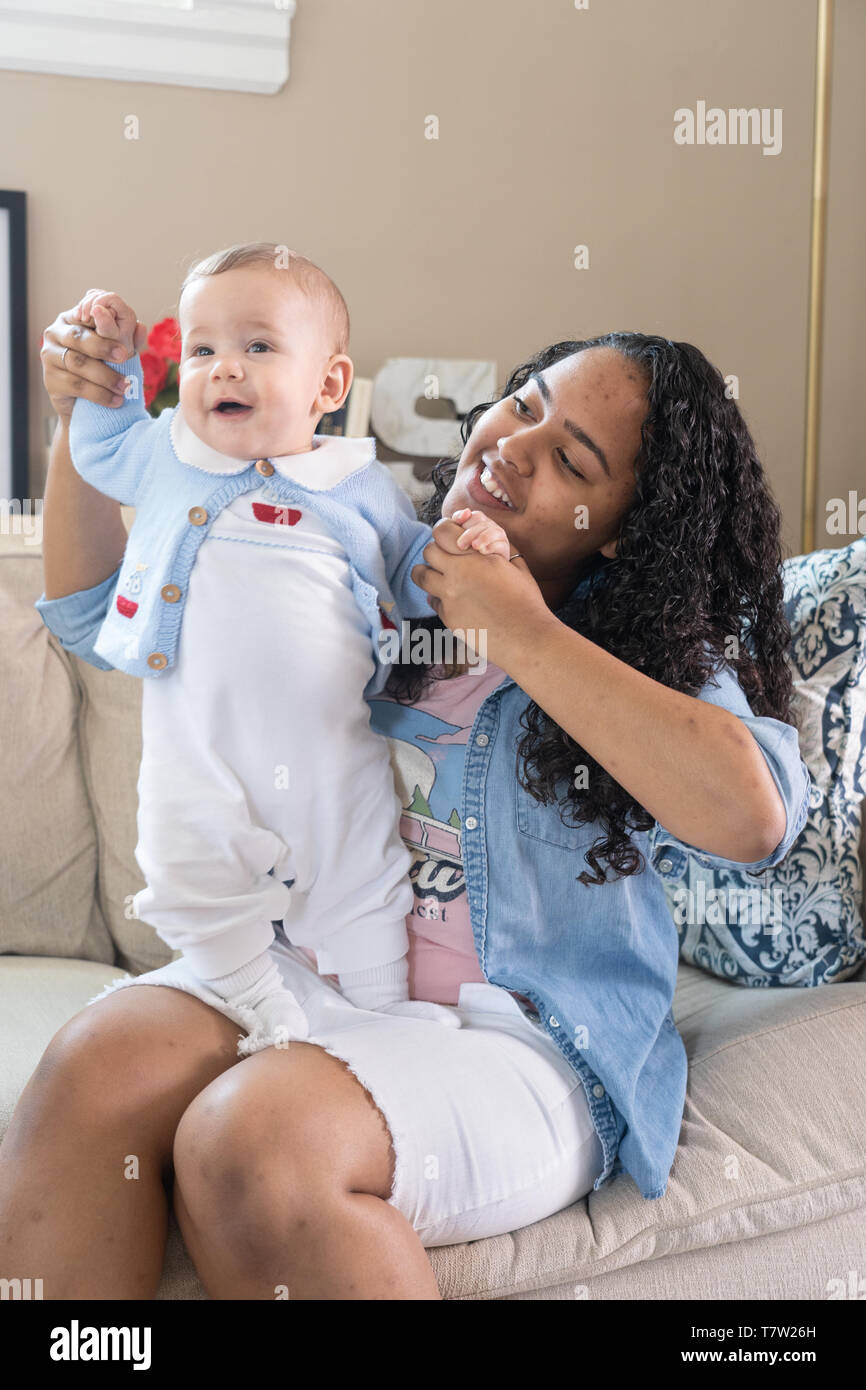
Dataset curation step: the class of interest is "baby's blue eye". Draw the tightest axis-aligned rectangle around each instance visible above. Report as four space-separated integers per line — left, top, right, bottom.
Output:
189 343 271 356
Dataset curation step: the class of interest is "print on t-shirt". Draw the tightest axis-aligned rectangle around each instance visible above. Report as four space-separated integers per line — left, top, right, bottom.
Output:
366 663 509 1005
368 701 468 922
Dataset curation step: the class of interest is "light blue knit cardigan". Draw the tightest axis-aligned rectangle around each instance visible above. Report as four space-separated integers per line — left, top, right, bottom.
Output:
41 352 436 697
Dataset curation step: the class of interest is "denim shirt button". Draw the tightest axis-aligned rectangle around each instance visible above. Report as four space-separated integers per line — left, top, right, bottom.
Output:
475 733 489 746
464 816 478 830
548 1015 560 1028
592 1083 606 1098
657 858 673 874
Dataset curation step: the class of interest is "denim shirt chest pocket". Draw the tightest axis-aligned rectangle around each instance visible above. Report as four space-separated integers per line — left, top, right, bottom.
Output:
514 777 589 851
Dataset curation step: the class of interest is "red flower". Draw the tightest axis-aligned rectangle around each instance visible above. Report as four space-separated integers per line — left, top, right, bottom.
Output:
141 350 168 408
148 317 181 362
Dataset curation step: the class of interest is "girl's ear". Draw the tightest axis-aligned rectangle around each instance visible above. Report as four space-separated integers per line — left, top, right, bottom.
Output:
599 536 618 558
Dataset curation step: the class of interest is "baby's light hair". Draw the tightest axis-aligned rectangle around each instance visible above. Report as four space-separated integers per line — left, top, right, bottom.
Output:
176 241 350 357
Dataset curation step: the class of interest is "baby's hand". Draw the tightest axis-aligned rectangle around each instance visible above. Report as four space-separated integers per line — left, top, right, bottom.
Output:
450 508 513 561
71 289 138 359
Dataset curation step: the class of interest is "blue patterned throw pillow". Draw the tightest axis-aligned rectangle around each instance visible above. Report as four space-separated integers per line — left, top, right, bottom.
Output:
660 538 866 987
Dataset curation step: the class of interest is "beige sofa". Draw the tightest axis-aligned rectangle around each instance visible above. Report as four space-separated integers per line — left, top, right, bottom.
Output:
2 518 865 1300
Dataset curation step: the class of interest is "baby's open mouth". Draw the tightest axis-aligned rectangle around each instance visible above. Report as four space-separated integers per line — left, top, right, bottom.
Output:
213 401 253 416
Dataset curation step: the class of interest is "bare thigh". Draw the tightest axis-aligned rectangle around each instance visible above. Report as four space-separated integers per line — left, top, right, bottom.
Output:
11 983 247 1177
27 984 394 1194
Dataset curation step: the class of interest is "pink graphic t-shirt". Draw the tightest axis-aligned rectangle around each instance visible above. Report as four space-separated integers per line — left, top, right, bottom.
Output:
366 661 539 1013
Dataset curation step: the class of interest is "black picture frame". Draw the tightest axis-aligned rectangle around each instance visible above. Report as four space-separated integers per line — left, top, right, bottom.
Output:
0 190 28 504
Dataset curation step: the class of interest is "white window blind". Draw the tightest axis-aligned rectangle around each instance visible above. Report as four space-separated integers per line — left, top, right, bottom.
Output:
0 0 296 94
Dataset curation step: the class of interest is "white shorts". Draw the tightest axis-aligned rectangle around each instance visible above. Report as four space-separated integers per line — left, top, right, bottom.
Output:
87 941 606 1248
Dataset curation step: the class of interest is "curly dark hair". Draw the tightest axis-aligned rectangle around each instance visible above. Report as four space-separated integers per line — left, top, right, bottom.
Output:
385 333 797 886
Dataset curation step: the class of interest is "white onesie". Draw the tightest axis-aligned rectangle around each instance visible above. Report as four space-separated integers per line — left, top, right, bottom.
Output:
132 485 413 982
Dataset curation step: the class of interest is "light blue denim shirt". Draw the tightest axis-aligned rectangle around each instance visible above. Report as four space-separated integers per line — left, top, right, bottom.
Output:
35 548 811 1201
443 656 809 1199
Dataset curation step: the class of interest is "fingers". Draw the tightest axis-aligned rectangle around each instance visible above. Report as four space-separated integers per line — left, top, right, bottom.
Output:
451 509 511 558
76 291 138 354
70 288 114 331
40 308 134 407
409 562 442 616
457 521 500 551
73 289 124 324
471 534 512 559
428 517 466 555
57 306 129 362
420 535 450 570
40 337 129 408
437 511 511 557
90 303 121 341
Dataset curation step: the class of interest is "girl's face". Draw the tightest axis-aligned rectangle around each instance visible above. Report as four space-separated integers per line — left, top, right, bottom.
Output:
443 347 648 607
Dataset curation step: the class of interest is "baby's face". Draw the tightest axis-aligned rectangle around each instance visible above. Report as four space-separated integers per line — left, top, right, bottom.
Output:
177 265 337 459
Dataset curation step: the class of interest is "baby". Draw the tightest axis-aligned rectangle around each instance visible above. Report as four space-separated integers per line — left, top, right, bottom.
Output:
62 242 511 1051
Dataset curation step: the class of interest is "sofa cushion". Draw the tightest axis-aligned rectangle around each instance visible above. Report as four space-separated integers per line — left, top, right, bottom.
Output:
428 962 866 1298
664 538 866 986
0 530 114 964
0 956 125 1136
2 956 864 1300
72 657 177 975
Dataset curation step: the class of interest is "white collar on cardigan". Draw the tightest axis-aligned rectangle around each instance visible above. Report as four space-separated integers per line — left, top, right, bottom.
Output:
169 406 373 489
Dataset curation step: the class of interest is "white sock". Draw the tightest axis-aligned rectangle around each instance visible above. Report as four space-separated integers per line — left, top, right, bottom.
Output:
337 956 409 1011
204 948 275 1001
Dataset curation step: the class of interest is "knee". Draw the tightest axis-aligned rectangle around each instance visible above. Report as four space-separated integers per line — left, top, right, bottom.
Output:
171 1060 347 1249
171 1047 396 1261
172 1081 292 1272
172 1070 291 1223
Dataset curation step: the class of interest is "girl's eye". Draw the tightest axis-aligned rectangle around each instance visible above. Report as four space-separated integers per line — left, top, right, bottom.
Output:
514 396 584 480
559 449 584 481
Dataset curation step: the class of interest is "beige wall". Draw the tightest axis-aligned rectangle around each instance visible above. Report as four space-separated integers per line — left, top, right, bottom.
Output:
1 0 862 557
820 0 866 549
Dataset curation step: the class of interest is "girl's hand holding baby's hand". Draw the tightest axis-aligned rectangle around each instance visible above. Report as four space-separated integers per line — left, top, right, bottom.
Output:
71 289 139 359
450 508 514 561
40 293 148 419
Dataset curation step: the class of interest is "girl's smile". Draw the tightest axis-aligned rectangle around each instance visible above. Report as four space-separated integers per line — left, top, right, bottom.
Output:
466 457 519 512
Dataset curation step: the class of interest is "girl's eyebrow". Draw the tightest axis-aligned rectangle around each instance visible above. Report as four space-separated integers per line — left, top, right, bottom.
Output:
529 371 611 478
